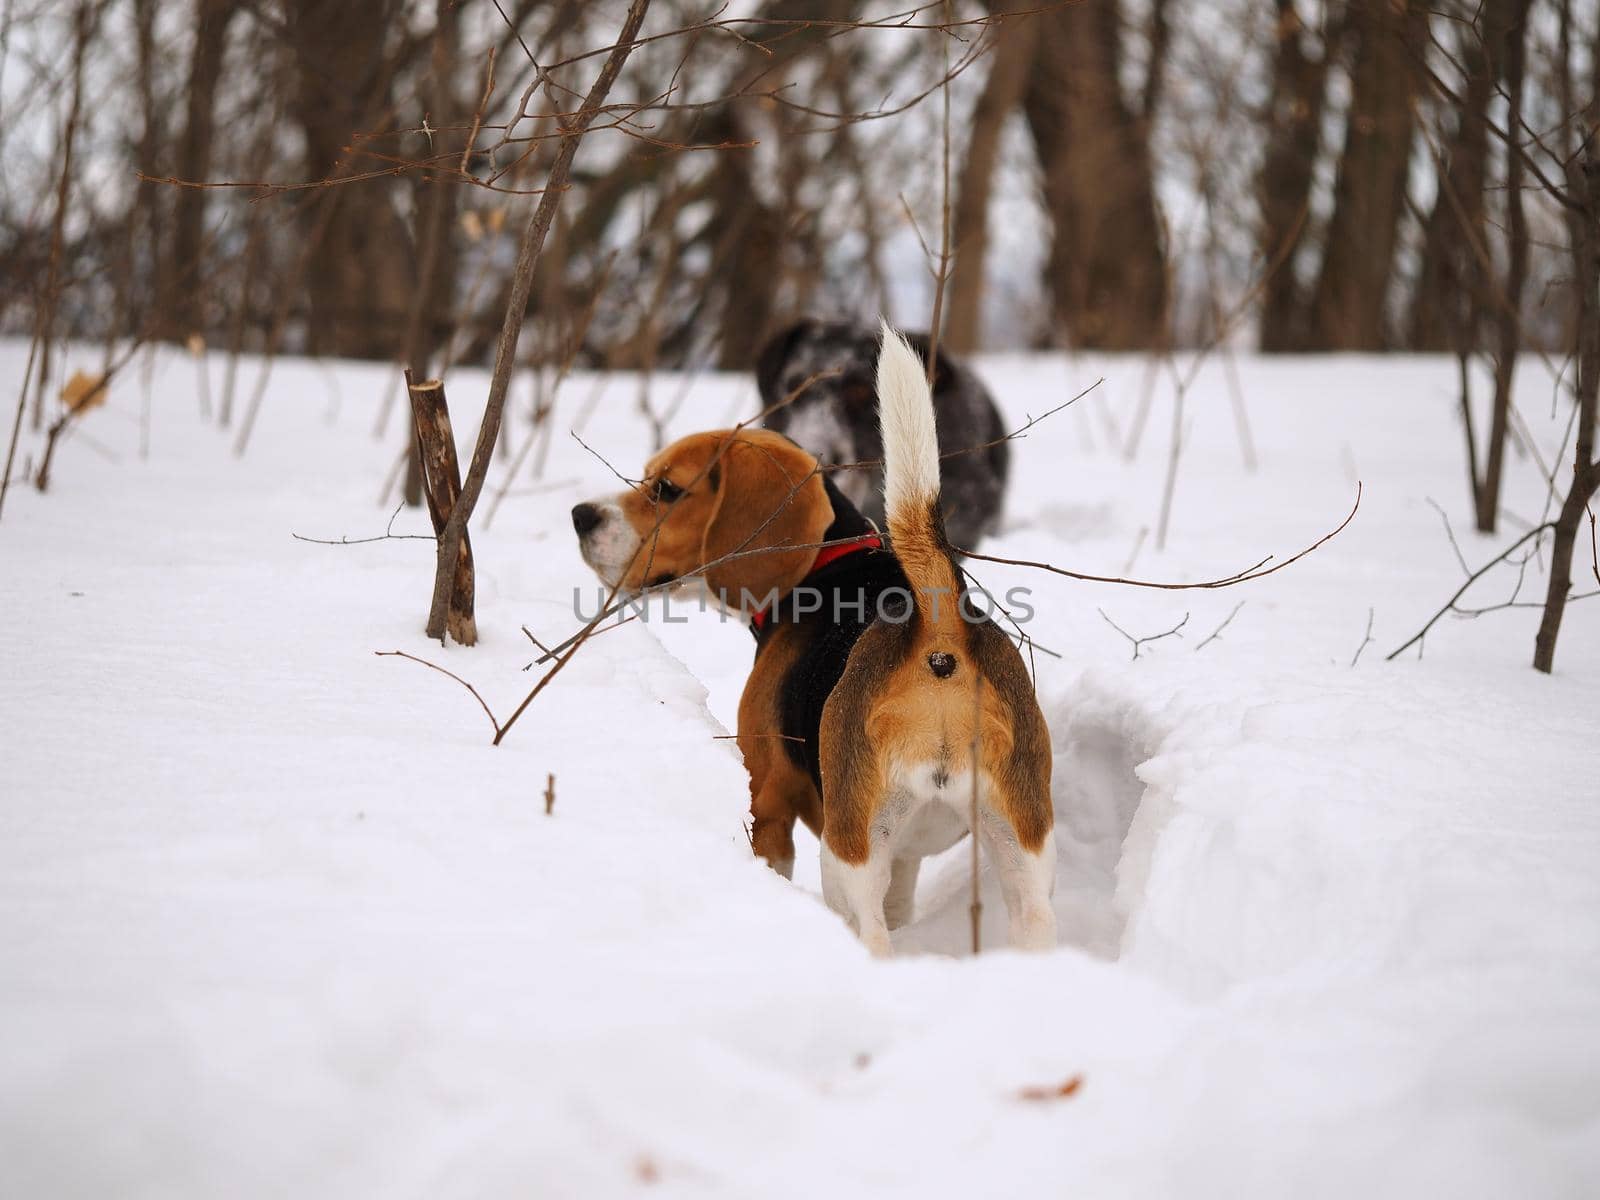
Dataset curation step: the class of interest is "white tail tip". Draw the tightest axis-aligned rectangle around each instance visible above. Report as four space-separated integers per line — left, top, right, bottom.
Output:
877 320 940 520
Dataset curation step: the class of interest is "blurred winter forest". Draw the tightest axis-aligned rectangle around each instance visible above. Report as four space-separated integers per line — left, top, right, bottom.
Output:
3 0 1597 372
5 0 1600 641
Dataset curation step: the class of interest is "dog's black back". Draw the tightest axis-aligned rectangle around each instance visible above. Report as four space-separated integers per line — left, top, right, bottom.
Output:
756 319 1009 549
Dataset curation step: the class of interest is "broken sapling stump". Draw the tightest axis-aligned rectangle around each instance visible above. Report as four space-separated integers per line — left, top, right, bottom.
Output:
406 370 477 645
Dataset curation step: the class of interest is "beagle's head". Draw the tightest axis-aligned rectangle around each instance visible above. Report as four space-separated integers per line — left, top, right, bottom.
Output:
571 428 835 610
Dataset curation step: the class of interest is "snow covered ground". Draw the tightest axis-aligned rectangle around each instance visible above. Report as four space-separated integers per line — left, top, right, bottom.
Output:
1 340 1596 1197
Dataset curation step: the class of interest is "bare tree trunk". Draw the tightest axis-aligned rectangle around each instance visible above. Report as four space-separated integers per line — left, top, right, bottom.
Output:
1408 85 1484 352
403 0 461 380
1407 0 1523 354
829 72 892 319
1142 0 1172 124
706 107 783 369
286 0 414 361
221 48 286 428
425 0 652 644
945 9 1036 354
167 0 237 339
702 0 858 366
401 0 463 507
408 374 476 645
1307 0 1427 350
1533 153 1600 673
1408 0 1528 530
130 0 165 333
1477 0 1532 533
1257 1 1338 351
1023 1 1168 349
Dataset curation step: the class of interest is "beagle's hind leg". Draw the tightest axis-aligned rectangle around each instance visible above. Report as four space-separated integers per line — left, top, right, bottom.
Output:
883 856 921 930
821 779 913 955
821 839 893 956
817 619 910 954
978 803 1058 952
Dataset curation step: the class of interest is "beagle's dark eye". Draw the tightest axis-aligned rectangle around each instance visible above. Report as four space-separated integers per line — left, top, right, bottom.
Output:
651 477 684 504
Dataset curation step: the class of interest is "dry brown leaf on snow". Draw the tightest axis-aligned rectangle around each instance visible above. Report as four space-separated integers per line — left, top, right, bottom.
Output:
1016 1075 1084 1103
60 370 108 415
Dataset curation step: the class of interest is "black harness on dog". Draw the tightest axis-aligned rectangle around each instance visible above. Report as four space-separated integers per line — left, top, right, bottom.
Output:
750 477 910 789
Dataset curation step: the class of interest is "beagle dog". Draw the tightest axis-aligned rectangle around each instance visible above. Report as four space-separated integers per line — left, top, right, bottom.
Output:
572 325 1056 955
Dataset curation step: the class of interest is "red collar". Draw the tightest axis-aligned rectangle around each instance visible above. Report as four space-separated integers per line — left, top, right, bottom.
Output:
750 533 883 635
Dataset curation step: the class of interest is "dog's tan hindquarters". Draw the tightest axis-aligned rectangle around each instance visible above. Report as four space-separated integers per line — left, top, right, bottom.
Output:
819 324 1056 955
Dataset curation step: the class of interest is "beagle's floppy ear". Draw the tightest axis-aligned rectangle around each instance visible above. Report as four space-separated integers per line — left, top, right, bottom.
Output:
701 433 833 609
754 319 816 408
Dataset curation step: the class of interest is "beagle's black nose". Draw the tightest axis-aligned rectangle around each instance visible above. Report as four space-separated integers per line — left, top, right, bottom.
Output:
571 502 604 536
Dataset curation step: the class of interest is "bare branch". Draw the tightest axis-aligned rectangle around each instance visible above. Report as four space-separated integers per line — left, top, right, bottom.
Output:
292 502 434 545
426 0 654 644
1426 496 1472 576
1099 609 1190 660
1194 602 1245 652
956 484 1362 593
1387 523 1556 661
374 650 501 738
1351 608 1376 667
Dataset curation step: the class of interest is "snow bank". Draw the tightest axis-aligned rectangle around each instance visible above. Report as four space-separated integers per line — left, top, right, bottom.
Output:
1 341 1596 1197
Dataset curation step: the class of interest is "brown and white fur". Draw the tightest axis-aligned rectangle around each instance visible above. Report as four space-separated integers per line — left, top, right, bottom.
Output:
571 324 1055 955
817 326 1055 954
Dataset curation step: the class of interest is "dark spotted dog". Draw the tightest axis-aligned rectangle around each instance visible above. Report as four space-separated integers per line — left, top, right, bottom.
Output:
755 318 1009 549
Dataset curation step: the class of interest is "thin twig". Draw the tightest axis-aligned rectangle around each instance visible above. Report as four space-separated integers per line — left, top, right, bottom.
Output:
375 650 501 738
1426 496 1471 576
1386 523 1555 661
293 502 435 545
1194 602 1244 651
1350 608 1375 667
826 378 1102 475
0 333 39 522
1098 610 1190 660
957 484 1362 593
1589 504 1599 587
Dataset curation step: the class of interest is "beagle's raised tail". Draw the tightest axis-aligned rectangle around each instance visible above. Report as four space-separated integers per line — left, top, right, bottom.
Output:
876 321 965 662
